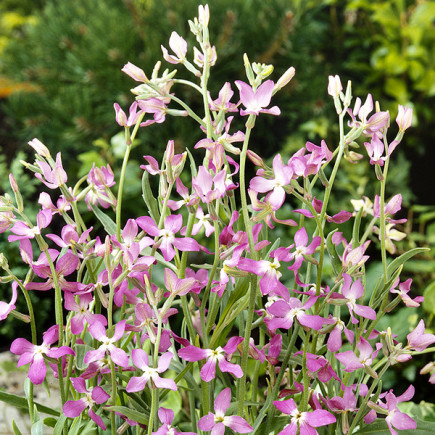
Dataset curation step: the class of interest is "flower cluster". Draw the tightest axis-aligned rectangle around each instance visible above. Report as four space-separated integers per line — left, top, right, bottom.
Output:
0 4 432 435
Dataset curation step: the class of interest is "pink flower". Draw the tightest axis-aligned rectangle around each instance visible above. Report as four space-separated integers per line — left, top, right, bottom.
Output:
198 388 253 434
250 154 293 210
136 214 201 261
235 80 281 116
114 101 143 127
208 82 239 113
64 292 107 335
390 278 423 307
348 94 389 136
84 320 129 368
126 350 176 392
273 398 336 434
63 377 110 430
329 273 376 324
406 319 435 352
396 105 413 132
367 385 417 435
35 152 67 189
8 209 52 242
161 32 188 64
266 297 325 332
10 325 75 384
153 407 196 435
178 337 243 382
121 62 148 82
335 337 382 376
0 282 17 321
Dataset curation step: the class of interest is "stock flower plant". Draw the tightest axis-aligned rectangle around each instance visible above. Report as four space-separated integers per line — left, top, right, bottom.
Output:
0 5 434 435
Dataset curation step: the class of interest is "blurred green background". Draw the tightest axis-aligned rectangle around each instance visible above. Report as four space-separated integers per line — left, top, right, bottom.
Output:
0 0 434 401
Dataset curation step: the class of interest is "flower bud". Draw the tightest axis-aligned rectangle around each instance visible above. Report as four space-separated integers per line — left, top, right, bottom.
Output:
274 67 296 93
328 75 342 97
396 105 413 132
28 138 51 158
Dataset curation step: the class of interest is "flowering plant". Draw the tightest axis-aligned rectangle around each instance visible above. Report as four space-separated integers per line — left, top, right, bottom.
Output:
0 5 434 435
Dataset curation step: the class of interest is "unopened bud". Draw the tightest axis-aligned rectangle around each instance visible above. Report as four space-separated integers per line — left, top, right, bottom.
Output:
243 54 255 85
247 150 265 168
420 361 435 375
364 365 378 379
274 67 296 94
28 138 51 158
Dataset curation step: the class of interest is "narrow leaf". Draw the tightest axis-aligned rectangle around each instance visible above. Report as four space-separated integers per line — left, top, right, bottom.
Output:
90 204 116 235
0 391 60 416
105 406 149 425
141 171 160 223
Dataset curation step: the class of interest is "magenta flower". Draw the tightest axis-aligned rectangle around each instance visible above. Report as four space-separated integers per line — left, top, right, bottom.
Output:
126 350 176 393
84 320 129 368
235 80 281 116
63 377 110 430
273 398 336 435
0 281 17 321
64 292 107 335
250 154 293 210
364 134 388 166
192 166 228 204
322 315 354 353
26 250 86 293
178 337 243 382
198 388 253 434
287 227 321 272
266 297 325 332
373 194 407 224
329 273 376 324
10 325 75 384
8 209 52 242
136 214 201 261
335 337 382 376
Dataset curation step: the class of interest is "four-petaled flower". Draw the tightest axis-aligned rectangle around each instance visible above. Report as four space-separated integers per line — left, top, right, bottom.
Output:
235 80 281 116
198 388 253 434
63 377 110 430
273 398 336 435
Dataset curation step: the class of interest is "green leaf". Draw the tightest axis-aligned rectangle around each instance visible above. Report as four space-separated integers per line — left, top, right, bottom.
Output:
74 343 93 370
141 171 160 223
326 229 341 275
105 406 149 425
160 389 182 417
12 420 23 435
53 415 68 435
90 204 116 235
31 420 44 435
0 391 60 416
423 281 435 315
43 417 57 428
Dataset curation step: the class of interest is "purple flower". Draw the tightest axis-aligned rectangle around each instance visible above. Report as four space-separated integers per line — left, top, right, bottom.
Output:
136 214 201 262
198 388 253 434
126 350 176 392
63 377 110 430
273 398 336 435
287 227 322 272
235 80 281 116
84 320 129 368
178 337 243 382
348 94 389 136
10 325 75 384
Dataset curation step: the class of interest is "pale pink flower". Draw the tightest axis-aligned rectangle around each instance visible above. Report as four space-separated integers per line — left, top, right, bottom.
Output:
235 80 281 116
